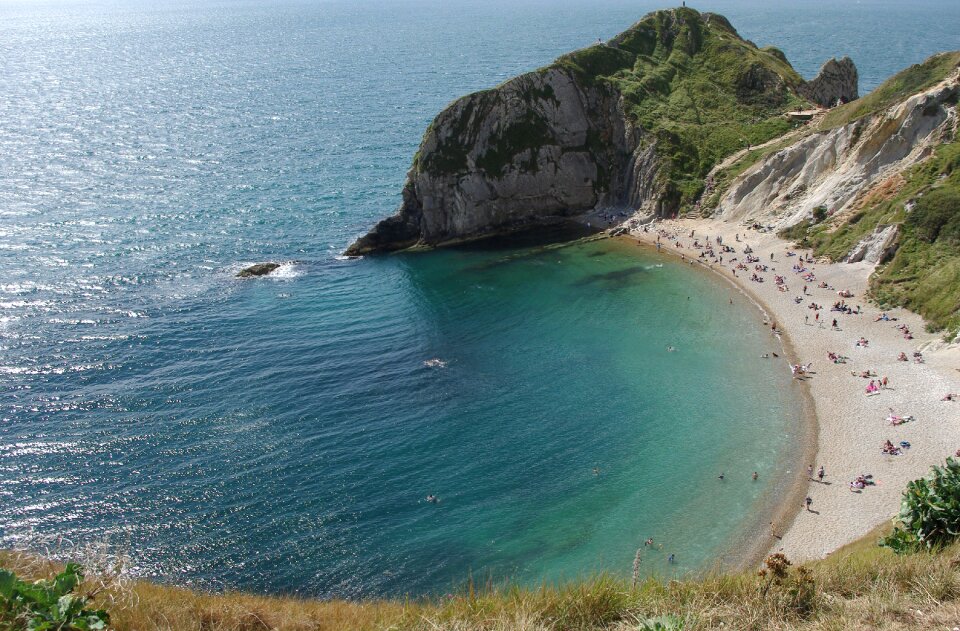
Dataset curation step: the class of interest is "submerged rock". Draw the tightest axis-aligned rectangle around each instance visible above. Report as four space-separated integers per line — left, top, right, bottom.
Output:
237 262 281 278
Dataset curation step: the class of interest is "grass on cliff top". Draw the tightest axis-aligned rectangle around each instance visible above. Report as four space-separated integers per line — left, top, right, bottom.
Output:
784 137 960 333
558 9 810 211
421 9 812 210
819 50 960 131
8 524 960 631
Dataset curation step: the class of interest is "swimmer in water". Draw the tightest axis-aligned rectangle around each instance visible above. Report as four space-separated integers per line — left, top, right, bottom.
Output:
718 473 725 481
667 346 677 352
752 472 759 480
426 494 438 503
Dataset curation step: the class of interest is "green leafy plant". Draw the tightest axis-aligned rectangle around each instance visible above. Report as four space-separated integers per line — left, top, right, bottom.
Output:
637 614 685 630
881 457 960 553
0 563 109 630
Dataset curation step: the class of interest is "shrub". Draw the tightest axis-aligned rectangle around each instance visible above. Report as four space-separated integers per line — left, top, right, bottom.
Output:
881 457 960 553
0 563 108 630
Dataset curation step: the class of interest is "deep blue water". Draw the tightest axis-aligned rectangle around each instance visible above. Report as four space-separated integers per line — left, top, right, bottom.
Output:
0 0 957 598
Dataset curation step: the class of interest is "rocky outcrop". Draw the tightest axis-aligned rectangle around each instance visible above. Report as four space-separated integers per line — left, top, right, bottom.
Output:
846 224 900 264
716 77 958 230
799 57 859 107
237 263 281 277
344 67 652 256
345 9 855 256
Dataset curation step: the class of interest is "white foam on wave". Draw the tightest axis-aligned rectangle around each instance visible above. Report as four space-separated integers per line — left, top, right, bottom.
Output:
267 262 302 279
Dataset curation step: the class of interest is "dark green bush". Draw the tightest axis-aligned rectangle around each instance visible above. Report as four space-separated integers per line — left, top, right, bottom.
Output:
881 457 960 553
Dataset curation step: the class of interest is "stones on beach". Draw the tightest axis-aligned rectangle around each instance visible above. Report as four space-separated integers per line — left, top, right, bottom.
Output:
237 262 281 278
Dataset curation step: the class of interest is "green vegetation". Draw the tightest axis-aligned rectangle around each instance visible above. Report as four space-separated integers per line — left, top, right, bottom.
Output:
783 137 960 332
819 51 960 130
882 457 960 553
8 517 960 630
0 563 109 630
418 8 813 210
572 8 809 211
474 111 554 176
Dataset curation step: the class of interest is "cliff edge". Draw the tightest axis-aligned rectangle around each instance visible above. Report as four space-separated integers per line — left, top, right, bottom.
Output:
346 8 857 255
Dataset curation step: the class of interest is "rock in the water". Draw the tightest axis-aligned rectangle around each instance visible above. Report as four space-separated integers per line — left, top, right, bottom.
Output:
237 262 281 278
799 57 859 107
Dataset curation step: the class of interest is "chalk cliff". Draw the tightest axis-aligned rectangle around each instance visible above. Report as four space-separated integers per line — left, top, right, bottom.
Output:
715 58 958 233
345 8 856 255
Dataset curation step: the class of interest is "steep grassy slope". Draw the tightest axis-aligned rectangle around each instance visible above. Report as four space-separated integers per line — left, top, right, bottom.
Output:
553 9 810 210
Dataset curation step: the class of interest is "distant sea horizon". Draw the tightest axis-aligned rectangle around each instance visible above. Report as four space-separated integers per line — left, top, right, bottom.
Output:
1 0 958 598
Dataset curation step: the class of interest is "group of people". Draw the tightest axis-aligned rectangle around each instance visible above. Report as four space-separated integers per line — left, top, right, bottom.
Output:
882 439 910 455
636 220 947 529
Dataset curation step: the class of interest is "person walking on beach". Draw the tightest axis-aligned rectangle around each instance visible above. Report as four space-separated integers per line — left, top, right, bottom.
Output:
805 496 813 511
807 464 814 480
817 466 825 483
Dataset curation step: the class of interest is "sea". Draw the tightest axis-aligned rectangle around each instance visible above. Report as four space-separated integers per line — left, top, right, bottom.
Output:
1 0 957 598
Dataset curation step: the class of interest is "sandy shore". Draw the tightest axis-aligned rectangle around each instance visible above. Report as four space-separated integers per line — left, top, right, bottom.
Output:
626 217 960 563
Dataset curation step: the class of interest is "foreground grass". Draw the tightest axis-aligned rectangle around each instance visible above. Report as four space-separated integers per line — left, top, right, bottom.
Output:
6 527 960 630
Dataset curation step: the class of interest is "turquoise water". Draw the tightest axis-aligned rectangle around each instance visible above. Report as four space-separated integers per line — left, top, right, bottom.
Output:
0 0 956 598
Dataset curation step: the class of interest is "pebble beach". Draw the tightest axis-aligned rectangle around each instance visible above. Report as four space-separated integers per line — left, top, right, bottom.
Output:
631 217 960 562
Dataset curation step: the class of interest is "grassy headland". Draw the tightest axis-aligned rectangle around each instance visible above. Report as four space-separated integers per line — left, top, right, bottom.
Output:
554 9 810 211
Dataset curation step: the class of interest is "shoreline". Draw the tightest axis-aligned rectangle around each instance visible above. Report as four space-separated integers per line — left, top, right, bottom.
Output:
612 233 818 572
625 217 960 564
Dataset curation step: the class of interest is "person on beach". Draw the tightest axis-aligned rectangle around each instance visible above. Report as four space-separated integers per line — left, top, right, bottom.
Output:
817 466 825 483
807 464 814 480
805 496 813 511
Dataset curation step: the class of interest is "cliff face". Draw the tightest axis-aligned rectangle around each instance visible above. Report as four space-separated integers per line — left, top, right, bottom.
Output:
346 8 857 255
799 57 859 107
716 67 958 230
345 68 648 255
712 52 960 331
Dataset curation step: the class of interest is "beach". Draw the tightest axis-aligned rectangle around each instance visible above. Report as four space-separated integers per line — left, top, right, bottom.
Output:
628 217 960 563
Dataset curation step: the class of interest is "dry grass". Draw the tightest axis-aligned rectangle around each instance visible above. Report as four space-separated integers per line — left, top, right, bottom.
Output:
6 528 960 630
